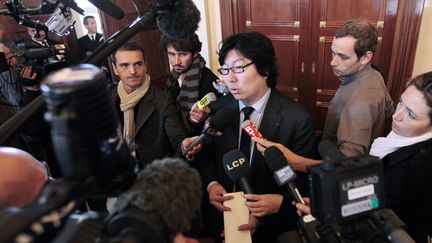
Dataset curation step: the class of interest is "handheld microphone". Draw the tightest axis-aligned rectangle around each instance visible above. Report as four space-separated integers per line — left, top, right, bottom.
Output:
223 149 253 194
241 120 263 139
214 81 230 95
182 109 233 155
318 140 346 161
264 146 305 204
156 0 201 40
87 0 124 20
197 92 216 109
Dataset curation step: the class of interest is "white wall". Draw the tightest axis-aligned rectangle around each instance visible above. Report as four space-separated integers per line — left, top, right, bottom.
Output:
72 0 104 38
413 0 432 77
193 0 222 72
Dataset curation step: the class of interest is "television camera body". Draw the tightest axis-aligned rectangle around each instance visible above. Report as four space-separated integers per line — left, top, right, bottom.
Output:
295 149 415 243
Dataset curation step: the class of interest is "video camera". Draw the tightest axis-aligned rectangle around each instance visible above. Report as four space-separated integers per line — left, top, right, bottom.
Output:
12 42 68 86
293 141 414 243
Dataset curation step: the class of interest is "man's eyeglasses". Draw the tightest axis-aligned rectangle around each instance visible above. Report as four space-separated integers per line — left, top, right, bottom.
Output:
217 62 254 75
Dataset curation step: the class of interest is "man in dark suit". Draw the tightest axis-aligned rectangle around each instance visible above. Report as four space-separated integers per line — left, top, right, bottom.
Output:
77 16 103 60
198 32 317 242
110 42 198 167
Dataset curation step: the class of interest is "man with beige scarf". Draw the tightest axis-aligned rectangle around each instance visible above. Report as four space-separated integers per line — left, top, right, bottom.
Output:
110 42 198 168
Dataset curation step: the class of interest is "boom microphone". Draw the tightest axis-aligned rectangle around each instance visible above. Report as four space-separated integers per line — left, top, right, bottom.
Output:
87 0 124 20
318 140 346 161
156 0 201 40
103 158 202 243
223 149 253 194
182 109 233 155
197 92 216 109
264 146 305 204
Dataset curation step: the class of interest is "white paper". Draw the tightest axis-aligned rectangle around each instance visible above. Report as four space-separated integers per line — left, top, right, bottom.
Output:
223 191 252 243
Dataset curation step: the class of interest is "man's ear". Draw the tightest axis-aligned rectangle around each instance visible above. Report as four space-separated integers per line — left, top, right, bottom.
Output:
112 63 118 75
360 51 373 65
193 52 199 58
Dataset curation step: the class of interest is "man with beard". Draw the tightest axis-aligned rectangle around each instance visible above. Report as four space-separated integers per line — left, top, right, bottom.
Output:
322 18 394 157
161 34 220 135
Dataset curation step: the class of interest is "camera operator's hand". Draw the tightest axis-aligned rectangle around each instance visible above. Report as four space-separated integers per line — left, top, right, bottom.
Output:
244 193 283 217
20 65 37 80
19 66 40 91
292 197 311 216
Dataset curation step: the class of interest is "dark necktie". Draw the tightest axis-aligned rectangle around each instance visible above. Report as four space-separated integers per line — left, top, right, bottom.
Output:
91 35 94 41
240 107 254 160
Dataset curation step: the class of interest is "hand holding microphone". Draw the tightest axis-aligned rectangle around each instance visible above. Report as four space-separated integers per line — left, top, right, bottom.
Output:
189 92 216 123
182 109 234 156
264 146 305 205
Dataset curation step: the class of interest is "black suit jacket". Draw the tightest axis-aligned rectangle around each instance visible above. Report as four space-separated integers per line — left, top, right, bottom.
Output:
199 88 317 242
77 33 103 60
383 138 432 243
110 84 189 166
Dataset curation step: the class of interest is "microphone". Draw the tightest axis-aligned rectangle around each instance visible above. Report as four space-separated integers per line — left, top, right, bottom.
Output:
15 44 67 59
241 120 263 139
223 149 253 194
42 64 135 187
197 92 216 109
156 0 201 40
87 0 124 20
103 158 202 242
318 140 346 161
182 109 233 155
214 81 230 95
264 146 305 204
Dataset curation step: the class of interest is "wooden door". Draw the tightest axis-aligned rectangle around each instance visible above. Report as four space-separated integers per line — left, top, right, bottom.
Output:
234 0 310 103
100 1 169 89
220 0 420 132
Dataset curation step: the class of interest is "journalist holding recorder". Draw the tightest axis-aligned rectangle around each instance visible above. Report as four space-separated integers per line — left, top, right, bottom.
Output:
256 71 432 242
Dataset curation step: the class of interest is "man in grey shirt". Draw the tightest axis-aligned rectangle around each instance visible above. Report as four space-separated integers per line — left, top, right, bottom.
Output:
322 18 394 157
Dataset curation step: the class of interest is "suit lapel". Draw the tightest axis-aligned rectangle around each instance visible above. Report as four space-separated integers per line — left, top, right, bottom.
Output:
250 90 282 174
134 87 156 137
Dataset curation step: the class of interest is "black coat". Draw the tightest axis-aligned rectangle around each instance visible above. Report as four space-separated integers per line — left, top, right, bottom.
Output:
77 33 103 60
199 89 317 242
110 84 189 166
383 138 432 243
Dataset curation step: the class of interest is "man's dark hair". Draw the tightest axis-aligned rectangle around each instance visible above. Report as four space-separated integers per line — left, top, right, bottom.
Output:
160 33 202 53
83 15 95 26
111 42 146 65
217 31 278 88
335 19 378 59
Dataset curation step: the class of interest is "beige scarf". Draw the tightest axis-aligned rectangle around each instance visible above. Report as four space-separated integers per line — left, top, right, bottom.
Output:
117 74 151 148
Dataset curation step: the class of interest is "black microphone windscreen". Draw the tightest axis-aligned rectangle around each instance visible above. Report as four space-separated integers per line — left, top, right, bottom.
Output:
156 0 201 40
42 64 135 185
318 140 346 161
223 149 250 181
112 158 202 235
264 146 288 171
87 0 124 20
211 109 235 130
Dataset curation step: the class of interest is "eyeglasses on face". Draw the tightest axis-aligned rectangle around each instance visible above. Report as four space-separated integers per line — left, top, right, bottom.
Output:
217 62 254 75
